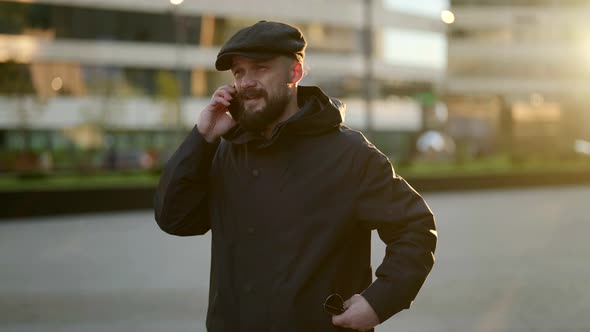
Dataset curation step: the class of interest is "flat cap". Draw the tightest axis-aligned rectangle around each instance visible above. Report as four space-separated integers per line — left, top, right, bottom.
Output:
215 20 306 71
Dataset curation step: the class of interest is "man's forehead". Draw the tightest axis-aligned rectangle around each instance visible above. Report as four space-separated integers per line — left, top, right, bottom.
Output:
231 56 275 68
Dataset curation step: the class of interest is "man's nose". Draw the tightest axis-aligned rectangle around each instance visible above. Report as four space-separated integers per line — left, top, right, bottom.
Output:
239 75 257 89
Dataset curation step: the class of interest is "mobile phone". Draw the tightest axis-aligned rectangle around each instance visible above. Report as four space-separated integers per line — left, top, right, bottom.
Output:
227 85 242 121
228 88 241 120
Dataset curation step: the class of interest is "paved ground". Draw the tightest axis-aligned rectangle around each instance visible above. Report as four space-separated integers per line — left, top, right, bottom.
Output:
1 185 589 332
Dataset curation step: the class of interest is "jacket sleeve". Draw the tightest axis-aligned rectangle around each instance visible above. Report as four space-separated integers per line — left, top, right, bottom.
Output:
356 145 437 323
154 126 219 236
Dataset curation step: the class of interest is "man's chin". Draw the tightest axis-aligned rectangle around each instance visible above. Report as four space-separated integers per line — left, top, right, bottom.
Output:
243 106 265 115
243 99 265 111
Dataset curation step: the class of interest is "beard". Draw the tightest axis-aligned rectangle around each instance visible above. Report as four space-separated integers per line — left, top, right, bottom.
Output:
231 85 291 132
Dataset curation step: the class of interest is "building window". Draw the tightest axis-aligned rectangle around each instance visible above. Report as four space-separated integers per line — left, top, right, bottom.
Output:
383 28 447 70
0 2 202 45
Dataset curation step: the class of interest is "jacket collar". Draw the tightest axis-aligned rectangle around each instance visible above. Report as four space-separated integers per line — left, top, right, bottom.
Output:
222 86 344 147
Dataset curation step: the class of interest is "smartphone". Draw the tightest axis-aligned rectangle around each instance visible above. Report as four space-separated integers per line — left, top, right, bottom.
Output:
228 88 241 120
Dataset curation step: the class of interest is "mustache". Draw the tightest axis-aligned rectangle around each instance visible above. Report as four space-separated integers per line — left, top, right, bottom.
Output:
238 88 267 99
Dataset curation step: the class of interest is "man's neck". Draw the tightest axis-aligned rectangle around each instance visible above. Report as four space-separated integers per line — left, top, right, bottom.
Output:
261 93 300 139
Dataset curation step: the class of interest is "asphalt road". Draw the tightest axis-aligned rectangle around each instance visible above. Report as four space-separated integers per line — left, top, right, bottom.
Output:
1 186 589 332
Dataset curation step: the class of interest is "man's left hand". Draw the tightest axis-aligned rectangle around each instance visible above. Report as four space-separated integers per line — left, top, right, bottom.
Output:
331 294 380 331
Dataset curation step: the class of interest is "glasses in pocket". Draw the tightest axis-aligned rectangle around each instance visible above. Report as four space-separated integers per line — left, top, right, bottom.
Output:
323 294 346 315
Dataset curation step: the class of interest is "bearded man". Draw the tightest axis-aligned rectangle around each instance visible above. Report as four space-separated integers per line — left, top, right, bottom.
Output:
154 20 437 332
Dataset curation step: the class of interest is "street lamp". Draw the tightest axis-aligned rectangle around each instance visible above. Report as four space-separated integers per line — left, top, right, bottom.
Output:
363 0 375 140
170 0 185 141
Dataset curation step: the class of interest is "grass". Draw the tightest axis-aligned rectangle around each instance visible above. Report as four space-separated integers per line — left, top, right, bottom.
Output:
396 155 590 178
1 156 589 191
0 171 160 191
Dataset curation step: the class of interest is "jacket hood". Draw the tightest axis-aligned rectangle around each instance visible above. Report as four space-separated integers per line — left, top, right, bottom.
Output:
223 85 344 147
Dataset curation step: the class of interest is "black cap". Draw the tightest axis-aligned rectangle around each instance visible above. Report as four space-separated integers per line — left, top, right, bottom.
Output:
215 20 306 71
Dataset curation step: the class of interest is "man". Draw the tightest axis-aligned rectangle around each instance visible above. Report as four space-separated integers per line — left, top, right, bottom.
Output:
154 20 437 332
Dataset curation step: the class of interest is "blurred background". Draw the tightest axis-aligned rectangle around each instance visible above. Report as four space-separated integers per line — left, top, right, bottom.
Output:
1 0 589 187
1 0 590 331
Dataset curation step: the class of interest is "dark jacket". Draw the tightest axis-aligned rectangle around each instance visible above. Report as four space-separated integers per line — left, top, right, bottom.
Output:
154 86 437 332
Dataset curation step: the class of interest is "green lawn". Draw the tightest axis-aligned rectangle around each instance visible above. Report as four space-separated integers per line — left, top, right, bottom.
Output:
1 156 589 191
396 155 590 178
0 172 160 191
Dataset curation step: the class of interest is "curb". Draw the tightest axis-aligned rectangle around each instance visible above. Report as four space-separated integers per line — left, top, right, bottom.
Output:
2 172 590 219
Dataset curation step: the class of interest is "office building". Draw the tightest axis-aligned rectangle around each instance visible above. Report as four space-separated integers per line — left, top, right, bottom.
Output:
0 0 448 170
446 0 590 158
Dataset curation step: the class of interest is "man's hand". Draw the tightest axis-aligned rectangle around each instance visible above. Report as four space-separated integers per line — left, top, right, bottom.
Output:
332 294 380 331
197 85 237 143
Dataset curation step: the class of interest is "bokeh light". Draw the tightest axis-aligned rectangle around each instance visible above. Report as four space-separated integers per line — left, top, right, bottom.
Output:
441 10 455 24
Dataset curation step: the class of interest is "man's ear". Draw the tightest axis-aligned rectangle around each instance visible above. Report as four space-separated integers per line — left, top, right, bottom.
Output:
289 61 304 85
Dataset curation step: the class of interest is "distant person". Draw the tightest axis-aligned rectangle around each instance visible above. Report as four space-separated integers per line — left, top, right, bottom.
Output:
154 20 437 332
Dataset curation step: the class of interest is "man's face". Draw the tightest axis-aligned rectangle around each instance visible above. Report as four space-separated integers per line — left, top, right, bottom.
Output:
230 56 293 132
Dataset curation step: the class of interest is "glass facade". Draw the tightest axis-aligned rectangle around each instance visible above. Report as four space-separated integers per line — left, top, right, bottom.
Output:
0 62 207 98
381 1 448 71
81 66 196 98
383 28 447 70
0 61 34 95
384 0 449 17
447 0 590 162
451 25 589 43
0 2 202 45
448 57 590 79
0 1 445 172
453 0 590 6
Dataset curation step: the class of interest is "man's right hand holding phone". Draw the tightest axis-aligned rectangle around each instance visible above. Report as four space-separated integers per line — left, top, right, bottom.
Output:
197 85 237 143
